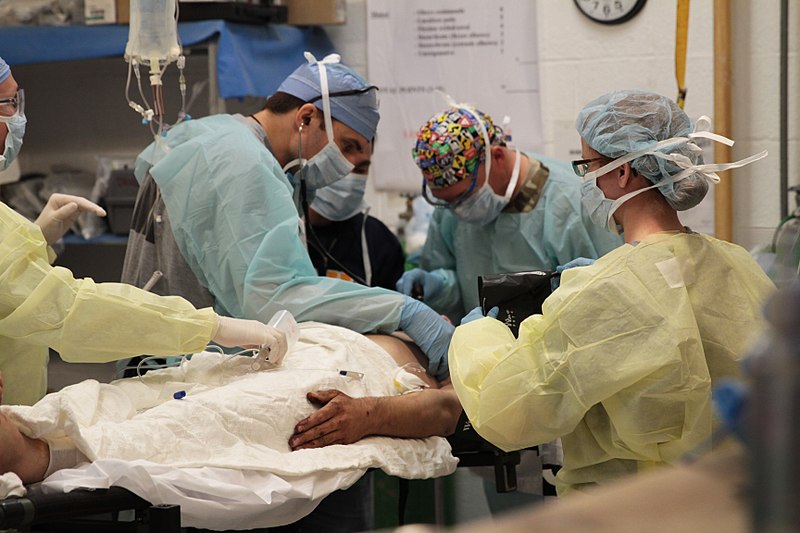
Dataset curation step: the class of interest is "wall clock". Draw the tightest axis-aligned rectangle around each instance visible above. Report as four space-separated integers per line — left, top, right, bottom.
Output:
574 0 647 25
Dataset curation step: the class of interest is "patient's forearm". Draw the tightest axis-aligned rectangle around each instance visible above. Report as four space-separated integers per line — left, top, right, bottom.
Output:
289 387 462 450
367 387 461 439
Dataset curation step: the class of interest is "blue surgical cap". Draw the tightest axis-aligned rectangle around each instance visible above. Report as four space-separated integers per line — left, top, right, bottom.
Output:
0 57 10 84
277 61 379 142
576 89 708 211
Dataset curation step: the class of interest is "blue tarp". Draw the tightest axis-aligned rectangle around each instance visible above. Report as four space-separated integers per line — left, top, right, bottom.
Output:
0 21 335 99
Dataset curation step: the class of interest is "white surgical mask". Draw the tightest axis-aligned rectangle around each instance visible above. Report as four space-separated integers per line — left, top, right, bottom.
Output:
311 173 368 221
0 112 25 171
282 53 355 191
452 147 522 223
580 178 623 234
580 116 768 234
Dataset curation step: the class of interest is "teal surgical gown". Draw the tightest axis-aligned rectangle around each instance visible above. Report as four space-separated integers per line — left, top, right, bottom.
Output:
449 231 775 494
0 202 217 405
421 153 623 319
134 114 404 333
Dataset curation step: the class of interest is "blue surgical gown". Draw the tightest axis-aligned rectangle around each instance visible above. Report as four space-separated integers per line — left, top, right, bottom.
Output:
137 115 404 333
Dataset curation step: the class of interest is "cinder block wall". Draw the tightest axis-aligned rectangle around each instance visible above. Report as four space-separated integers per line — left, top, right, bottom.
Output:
331 0 798 250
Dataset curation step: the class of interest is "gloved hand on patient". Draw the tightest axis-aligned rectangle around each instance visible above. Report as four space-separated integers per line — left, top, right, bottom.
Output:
396 268 444 301
34 193 106 245
399 296 454 380
213 316 288 363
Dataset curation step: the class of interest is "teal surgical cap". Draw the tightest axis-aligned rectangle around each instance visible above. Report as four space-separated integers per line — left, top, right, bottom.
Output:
576 89 708 211
0 57 10 83
277 61 379 142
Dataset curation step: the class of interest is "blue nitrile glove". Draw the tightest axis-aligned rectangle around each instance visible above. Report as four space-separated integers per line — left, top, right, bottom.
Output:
552 257 596 290
396 268 444 301
461 306 499 325
713 379 749 442
399 296 454 380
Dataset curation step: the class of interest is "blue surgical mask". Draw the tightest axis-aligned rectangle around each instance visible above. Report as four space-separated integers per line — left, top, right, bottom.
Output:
580 178 622 235
311 173 367 221
0 112 25 171
284 139 355 191
452 147 522 224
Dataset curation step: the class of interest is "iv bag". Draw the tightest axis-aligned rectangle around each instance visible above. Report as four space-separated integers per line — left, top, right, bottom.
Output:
125 0 181 67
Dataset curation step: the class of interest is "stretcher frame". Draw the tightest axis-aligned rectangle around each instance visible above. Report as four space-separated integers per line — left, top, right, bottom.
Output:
0 486 181 532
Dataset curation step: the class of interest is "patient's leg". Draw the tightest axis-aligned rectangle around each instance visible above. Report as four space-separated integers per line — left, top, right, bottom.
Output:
0 411 49 483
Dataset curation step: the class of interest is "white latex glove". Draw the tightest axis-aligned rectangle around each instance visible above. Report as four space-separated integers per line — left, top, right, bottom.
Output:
34 193 106 244
213 316 288 364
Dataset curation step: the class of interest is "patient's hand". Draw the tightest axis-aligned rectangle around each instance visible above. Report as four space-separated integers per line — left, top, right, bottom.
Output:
289 390 375 450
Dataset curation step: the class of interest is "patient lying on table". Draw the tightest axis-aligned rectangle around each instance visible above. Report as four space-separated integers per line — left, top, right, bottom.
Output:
0 322 461 529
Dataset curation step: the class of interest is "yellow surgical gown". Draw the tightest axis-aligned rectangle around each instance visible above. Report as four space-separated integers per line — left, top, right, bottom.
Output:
450 232 775 494
0 202 217 405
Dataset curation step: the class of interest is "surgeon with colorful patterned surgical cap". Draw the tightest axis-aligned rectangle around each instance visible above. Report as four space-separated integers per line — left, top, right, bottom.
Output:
448 89 776 496
399 104 622 322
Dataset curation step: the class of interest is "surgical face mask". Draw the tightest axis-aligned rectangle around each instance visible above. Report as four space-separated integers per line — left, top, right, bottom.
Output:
0 111 25 171
580 178 623 234
452 147 522 223
311 173 368 221
284 137 354 191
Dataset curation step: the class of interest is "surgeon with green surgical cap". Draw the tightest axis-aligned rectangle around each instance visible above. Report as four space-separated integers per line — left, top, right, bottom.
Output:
0 56 288 406
448 89 776 495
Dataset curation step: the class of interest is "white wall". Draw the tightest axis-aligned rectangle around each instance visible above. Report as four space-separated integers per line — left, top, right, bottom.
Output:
328 0 798 250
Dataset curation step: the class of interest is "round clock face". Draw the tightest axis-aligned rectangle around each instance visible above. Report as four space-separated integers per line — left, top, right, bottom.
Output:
574 0 647 25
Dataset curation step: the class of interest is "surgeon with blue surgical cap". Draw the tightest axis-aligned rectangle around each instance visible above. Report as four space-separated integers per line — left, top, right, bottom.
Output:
123 53 452 382
448 89 776 496
0 56 289 406
122 49 455 533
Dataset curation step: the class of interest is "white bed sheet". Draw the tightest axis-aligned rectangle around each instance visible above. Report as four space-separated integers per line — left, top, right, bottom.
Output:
5 323 457 529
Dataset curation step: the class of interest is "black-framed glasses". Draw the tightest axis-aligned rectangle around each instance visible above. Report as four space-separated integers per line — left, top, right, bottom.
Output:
0 88 23 118
571 156 608 178
307 86 379 108
420 169 478 209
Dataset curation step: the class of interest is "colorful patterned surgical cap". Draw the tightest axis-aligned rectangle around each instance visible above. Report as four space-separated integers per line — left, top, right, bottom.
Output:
412 107 506 188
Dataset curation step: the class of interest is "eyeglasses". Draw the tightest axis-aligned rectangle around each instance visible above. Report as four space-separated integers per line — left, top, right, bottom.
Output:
571 156 608 178
0 88 24 119
307 86 379 109
421 169 478 209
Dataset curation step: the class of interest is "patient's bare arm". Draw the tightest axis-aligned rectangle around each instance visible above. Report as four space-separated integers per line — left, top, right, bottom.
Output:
0 411 49 484
289 334 462 450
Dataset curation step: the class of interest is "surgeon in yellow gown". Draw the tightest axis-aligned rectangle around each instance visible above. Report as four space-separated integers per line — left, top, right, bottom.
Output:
0 57 286 405
449 90 775 495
